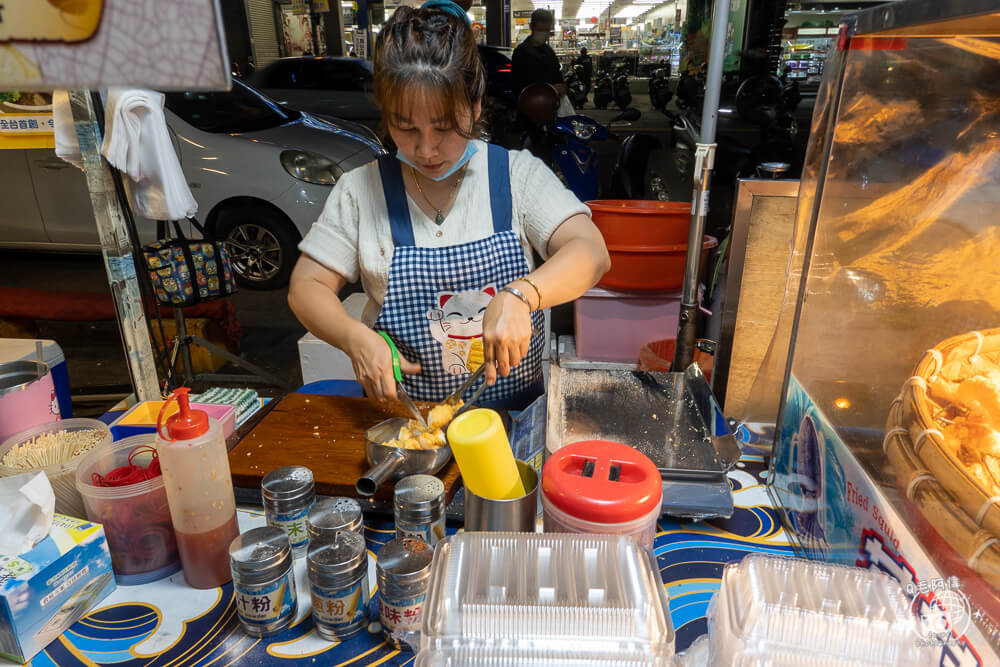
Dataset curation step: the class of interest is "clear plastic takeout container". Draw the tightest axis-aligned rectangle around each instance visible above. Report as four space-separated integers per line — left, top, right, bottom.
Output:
707 555 925 666
417 532 675 666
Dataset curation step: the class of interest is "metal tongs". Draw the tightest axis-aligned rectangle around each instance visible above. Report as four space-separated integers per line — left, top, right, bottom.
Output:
446 363 489 417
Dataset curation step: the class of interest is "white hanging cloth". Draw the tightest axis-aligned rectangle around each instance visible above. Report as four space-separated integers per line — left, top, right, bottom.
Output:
100 88 197 221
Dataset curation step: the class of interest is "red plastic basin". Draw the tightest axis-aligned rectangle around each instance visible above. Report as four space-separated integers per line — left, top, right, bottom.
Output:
599 236 718 292
586 200 692 246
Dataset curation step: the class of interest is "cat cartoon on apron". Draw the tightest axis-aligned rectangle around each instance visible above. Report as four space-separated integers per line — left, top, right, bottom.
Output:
426 285 495 375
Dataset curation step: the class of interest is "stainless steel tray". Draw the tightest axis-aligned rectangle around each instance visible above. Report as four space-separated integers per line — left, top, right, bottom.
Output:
547 363 740 482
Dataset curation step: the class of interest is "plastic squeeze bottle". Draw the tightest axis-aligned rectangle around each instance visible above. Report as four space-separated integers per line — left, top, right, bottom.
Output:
446 408 526 500
157 388 240 588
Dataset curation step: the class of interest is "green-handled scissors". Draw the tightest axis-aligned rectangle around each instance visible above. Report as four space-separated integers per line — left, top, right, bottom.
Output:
376 331 428 428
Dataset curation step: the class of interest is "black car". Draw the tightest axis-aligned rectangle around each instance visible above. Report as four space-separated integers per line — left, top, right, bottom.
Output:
248 48 515 135
248 57 380 131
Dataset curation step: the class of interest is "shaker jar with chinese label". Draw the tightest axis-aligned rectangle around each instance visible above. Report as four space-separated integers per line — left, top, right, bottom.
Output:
307 496 364 542
376 537 433 649
393 475 445 546
229 526 297 637
262 465 315 557
307 530 369 641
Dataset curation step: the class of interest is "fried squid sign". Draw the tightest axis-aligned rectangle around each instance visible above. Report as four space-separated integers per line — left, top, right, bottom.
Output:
0 0 228 91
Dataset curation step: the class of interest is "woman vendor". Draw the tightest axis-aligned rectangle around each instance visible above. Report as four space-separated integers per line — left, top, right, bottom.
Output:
288 0 610 411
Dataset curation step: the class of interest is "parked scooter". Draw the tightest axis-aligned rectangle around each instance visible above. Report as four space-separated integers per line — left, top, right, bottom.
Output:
612 61 632 110
549 108 642 201
675 66 705 113
593 69 614 110
564 63 589 109
648 66 673 111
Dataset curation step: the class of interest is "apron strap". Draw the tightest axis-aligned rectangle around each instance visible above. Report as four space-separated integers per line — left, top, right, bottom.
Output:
487 144 512 234
378 154 416 248
381 147 511 245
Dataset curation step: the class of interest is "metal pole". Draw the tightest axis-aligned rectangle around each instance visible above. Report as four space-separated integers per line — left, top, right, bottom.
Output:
68 90 160 401
673 0 731 371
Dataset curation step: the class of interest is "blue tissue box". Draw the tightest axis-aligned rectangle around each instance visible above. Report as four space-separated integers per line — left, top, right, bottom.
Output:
0 515 116 664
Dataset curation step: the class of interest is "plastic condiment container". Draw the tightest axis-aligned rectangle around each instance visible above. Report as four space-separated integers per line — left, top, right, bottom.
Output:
308 530 369 641
394 475 446 546
376 537 433 650
75 433 180 585
229 526 297 637
307 497 364 541
261 465 315 557
446 408 525 500
0 417 112 518
156 388 239 589
541 440 662 549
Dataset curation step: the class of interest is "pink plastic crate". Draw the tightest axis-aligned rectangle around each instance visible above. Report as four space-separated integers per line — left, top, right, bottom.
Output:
574 287 681 363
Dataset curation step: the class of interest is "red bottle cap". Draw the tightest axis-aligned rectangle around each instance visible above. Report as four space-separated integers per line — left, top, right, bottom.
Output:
542 440 662 523
157 388 210 441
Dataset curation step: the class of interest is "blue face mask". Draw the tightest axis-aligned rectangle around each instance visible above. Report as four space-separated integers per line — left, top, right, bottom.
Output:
397 142 478 181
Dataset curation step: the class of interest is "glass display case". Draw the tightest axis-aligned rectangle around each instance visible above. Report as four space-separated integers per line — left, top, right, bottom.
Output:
766 0 1000 662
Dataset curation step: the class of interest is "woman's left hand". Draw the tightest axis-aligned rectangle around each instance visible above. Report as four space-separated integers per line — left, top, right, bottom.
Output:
482 290 532 385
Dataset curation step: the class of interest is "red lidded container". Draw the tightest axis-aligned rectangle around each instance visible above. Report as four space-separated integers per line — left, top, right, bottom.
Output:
541 440 662 548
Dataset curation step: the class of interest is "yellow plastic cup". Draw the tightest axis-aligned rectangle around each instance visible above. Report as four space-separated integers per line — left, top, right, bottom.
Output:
446 409 526 500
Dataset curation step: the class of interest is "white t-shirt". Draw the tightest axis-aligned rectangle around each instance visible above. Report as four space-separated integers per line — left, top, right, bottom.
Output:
298 140 590 326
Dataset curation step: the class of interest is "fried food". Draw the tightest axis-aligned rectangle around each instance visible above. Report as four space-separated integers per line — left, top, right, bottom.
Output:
937 368 1000 494
382 399 463 450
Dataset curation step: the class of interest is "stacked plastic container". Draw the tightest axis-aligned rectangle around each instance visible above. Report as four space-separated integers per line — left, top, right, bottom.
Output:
417 532 675 666
707 555 925 666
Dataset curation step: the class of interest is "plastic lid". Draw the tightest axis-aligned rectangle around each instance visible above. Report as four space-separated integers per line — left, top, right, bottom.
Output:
541 441 662 523
159 388 209 440
420 533 674 661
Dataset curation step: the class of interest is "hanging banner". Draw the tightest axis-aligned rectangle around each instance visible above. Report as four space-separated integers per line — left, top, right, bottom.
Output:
0 92 54 149
0 0 229 92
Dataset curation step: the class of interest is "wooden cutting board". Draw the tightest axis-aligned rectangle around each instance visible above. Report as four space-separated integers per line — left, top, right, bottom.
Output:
228 393 461 502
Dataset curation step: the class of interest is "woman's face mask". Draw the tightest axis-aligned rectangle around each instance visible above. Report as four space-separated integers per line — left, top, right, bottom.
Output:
388 94 482 181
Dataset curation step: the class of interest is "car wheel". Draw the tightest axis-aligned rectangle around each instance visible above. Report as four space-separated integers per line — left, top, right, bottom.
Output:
215 205 300 290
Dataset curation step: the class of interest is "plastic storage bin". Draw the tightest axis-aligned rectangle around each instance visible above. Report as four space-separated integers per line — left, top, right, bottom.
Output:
541 440 662 549
0 418 111 518
707 555 925 666
574 287 682 364
75 434 181 585
418 532 674 665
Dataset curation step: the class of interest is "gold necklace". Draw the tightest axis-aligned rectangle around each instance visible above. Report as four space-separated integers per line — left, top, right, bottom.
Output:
409 164 466 226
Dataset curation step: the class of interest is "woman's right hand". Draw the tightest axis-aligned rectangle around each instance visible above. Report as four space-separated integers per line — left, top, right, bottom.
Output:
346 328 421 402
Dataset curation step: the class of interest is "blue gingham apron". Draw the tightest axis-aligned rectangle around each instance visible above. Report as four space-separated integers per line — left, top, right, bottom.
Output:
373 144 544 411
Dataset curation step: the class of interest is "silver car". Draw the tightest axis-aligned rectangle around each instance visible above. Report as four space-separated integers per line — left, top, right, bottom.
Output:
0 79 384 289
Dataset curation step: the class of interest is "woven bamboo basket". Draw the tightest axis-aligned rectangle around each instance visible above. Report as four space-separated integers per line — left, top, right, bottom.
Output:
886 328 1000 587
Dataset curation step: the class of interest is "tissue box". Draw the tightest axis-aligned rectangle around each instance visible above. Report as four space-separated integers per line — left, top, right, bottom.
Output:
0 514 116 664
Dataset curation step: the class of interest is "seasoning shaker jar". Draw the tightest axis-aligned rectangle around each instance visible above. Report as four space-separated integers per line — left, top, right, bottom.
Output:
376 537 434 649
307 497 364 542
393 475 446 546
229 526 297 637
262 465 315 557
307 530 369 641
